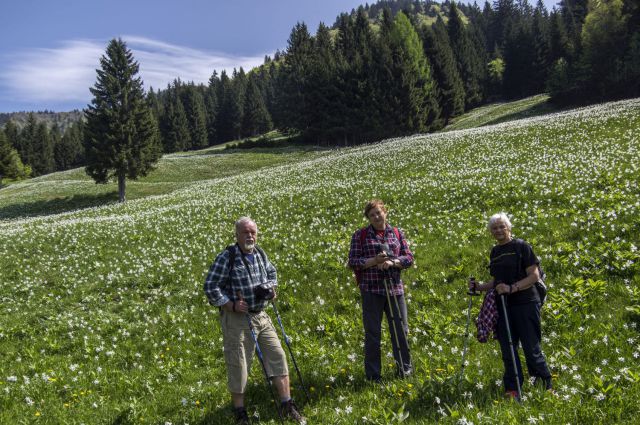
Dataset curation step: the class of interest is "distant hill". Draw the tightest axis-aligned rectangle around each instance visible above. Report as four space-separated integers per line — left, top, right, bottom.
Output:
0 110 84 133
341 0 465 27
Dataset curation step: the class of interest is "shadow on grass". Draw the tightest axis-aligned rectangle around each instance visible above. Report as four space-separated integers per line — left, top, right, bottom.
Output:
197 373 332 424
184 144 330 158
482 100 569 127
0 191 118 220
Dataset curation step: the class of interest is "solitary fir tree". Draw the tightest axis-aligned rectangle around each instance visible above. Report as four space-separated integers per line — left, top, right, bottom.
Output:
84 38 161 202
0 130 28 186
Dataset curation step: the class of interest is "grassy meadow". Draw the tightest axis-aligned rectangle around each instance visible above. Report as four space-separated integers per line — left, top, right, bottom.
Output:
1 97 639 424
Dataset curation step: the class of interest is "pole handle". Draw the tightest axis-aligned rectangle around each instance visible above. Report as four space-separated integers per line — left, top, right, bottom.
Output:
467 277 481 296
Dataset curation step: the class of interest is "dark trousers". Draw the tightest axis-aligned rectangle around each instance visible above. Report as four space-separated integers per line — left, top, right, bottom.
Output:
497 299 551 391
361 290 412 380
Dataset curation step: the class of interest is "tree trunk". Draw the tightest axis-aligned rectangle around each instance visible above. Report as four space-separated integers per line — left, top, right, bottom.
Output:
118 172 126 203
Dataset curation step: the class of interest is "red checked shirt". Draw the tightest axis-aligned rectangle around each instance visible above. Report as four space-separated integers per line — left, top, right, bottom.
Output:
348 224 413 296
476 289 498 343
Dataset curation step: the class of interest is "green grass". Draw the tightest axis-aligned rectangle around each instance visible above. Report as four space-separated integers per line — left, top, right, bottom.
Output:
1 98 639 424
443 94 560 132
0 147 325 220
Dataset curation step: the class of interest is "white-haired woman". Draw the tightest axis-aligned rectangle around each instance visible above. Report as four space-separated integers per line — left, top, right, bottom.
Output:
471 213 552 397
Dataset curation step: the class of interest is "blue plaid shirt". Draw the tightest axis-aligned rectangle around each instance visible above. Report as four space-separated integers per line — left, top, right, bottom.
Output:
348 224 413 296
204 244 277 312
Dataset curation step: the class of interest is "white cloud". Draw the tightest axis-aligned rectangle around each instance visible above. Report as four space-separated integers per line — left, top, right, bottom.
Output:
0 37 266 107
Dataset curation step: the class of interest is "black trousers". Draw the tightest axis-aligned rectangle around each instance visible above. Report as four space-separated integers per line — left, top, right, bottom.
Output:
497 299 552 391
361 290 412 380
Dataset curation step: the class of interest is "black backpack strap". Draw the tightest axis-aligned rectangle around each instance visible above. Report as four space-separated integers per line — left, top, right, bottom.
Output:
225 245 236 283
255 245 267 264
512 238 529 275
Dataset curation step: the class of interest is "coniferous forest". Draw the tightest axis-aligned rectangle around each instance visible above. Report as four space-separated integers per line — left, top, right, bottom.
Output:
1 0 639 181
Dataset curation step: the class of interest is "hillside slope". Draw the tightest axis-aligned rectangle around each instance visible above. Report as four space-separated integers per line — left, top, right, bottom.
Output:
1 98 639 424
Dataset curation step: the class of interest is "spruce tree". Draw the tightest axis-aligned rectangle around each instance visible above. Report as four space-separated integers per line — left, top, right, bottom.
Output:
3 120 20 151
242 74 272 137
205 71 219 145
370 8 396 139
422 18 465 126
448 1 485 108
84 38 161 203
307 22 342 143
160 87 189 153
0 130 28 186
279 22 315 135
386 11 439 134
230 68 247 140
580 0 627 99
55 121 84 170
31 122 55 176
215 70 234 142
182 84 208 150
531 0 551 93
17 113 38 169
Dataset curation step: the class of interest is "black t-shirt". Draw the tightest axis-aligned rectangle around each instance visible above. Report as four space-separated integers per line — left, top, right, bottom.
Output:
489 239 540 304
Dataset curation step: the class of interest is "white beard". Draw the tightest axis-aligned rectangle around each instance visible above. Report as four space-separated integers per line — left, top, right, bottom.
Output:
244 242 255 251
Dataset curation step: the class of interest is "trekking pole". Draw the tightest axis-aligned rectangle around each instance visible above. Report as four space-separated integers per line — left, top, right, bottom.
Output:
271 299 311 404
381 273 407 377
389 273 412 369
237 291 285 424
460 276 481 380
500 293 522 402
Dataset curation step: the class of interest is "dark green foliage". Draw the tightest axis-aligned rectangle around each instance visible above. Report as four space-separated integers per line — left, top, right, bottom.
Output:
578 0 628 100
242 74 272 137
0 130 29 185
303 22 341 143
84 38 161 203
3 120 20 150
503 25 537 98
448 1 485 109
531 1 551 94
16 113 37 169
205 71 219 145
385 11 440 133
137 0 639 144
55 121 85 170
181 83 208 150
160 86 190 153
622 32 640 98
279 22 315 134
31 122 55 176
215 70 242 142
422 17 465 125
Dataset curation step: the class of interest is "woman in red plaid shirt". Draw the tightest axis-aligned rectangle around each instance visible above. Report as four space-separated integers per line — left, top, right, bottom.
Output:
348 200 414 381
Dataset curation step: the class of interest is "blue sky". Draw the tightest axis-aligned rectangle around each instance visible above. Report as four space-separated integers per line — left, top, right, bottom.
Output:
0 0 560 113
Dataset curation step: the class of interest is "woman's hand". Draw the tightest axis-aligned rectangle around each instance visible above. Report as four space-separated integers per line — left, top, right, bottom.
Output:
375 252 388 264
495 283 511 295
377 259 400 270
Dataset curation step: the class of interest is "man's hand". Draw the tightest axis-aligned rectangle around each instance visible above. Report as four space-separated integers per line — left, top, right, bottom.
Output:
225 299 248 313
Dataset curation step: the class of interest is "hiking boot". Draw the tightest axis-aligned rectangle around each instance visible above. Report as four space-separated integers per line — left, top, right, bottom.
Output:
533 376 553 391
504 390 519 400
234 407 250 425
397 365 413 378
281 399 306 424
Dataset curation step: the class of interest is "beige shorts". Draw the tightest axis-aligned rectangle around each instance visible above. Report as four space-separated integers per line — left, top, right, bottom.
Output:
220 310 288 394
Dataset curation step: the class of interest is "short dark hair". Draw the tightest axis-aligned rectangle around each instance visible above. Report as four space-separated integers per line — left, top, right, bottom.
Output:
364 199 387 218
